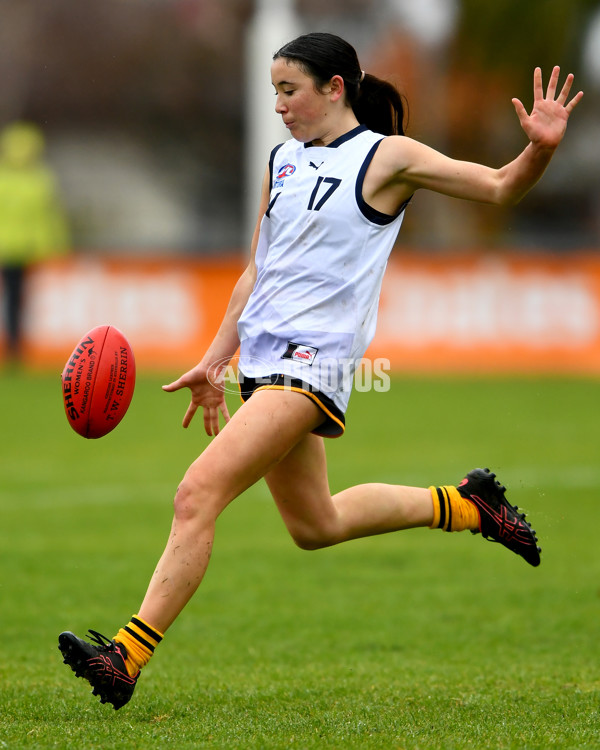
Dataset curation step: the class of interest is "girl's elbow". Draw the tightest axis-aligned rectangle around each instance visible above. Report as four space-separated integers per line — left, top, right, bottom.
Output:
493 184 523 207
493 170 532 206
498 193 520 207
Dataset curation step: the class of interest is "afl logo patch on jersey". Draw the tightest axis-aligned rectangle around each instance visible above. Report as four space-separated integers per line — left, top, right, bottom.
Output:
281 341 319 366
277 163 296 179
274 163 296 188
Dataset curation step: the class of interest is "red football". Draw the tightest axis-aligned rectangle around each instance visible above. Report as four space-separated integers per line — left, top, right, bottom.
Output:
61 325 136 439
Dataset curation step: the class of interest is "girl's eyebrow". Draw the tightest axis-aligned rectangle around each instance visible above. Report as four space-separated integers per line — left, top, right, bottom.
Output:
272 79 297 88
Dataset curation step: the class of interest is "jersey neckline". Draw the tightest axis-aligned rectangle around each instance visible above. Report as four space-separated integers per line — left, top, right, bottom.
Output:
304 124 368 149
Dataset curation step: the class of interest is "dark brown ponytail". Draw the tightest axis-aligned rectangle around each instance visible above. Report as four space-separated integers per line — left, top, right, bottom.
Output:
274 32 407 136
353 73 407 136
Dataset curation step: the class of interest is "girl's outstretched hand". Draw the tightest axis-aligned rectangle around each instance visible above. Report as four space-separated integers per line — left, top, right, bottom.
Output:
512 66 583 150
162 364 231 435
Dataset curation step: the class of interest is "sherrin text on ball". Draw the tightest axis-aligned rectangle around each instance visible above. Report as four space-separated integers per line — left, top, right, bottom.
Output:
61 325 135 439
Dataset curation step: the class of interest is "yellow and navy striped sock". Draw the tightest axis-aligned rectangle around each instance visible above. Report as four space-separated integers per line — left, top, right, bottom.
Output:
429 485 480 532
113 615 164 678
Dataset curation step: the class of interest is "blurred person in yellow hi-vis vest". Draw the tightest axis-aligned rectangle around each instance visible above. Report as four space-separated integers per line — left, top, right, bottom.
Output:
0 121 70 364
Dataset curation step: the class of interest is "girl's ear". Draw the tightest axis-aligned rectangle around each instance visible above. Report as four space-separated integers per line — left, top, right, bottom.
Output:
328 74 345 102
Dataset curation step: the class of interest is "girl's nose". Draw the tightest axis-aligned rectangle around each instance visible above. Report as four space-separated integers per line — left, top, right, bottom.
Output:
275 95 287 114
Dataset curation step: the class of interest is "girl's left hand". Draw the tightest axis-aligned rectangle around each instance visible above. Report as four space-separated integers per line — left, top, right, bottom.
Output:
512 66 583 150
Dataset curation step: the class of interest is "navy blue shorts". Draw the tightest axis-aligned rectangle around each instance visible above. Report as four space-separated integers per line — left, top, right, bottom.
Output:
238 371 345 438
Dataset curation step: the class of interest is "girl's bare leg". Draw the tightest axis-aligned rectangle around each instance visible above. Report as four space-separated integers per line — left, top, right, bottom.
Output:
137 389 324 632
265 432 433 549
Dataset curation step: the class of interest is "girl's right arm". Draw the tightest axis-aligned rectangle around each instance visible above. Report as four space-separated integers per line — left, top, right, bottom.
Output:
162 167 271 434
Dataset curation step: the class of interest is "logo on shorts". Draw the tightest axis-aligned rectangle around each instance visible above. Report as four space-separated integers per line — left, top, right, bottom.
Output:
281 342 318 366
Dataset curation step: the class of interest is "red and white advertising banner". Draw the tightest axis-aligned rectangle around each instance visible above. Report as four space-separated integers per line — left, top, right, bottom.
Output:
18 256 242 371
6 253 600 374
372 253 600 374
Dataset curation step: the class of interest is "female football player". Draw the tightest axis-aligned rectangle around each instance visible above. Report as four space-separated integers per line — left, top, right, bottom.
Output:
59 32 582 709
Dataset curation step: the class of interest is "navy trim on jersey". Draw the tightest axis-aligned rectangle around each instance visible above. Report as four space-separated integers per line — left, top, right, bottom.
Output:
269 143 285 187
304 124 368 149
355 140 412 225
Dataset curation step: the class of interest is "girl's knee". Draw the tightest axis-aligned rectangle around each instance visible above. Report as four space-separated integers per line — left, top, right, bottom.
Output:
289 522 338 551
173 473 223 523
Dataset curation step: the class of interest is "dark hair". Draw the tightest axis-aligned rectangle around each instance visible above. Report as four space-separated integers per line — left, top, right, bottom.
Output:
274 32 407 136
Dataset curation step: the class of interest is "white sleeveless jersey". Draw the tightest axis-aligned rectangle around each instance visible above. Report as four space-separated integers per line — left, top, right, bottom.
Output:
237 125 406 413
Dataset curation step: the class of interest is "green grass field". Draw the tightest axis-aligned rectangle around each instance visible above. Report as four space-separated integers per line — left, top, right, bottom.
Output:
1 370 599 749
